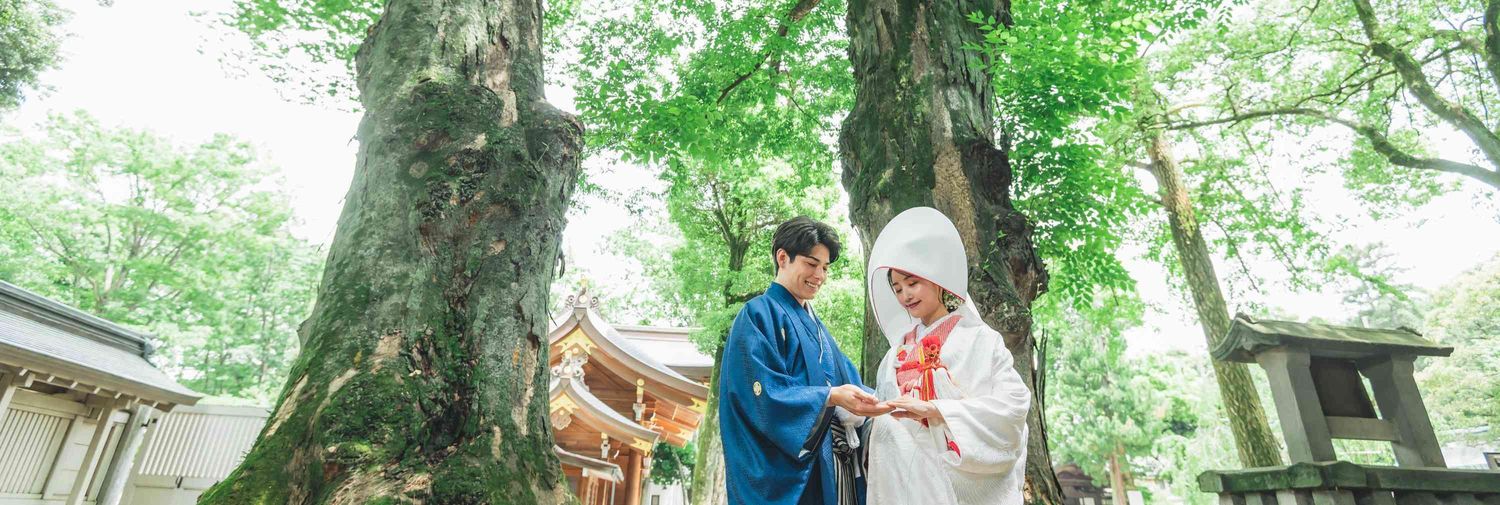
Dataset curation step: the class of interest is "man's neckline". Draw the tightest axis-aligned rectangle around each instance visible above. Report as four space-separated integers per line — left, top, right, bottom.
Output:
767 281 812 310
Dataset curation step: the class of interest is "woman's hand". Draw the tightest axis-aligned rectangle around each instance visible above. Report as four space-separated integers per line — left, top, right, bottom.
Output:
887 395 943 423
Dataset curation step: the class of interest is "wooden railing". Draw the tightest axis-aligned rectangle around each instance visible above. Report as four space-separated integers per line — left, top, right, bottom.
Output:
1199 461 1500 505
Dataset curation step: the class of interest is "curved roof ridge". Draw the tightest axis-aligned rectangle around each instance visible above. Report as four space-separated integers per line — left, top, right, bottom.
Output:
551 306 709 399
585 310 696 383
553 445 624 482
550 376 659 445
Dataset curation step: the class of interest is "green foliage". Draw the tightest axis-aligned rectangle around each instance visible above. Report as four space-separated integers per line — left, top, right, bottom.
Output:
1418 253 1500 443
1041 293 1266 505
570 0 850 168
970 0 1445 316
0 0 68 110
968 0 1219 311
208 0 578 106
207 0 378 104
1041 292 1190 481
1157 0 1487 195
1174 127 1339 293
1138 356 1243 505
570 0 861 359
650 441 695 487
0 110 322 401
1326 243 1427 329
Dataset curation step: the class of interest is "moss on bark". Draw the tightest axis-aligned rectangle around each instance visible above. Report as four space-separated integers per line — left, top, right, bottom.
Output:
198 0 581 503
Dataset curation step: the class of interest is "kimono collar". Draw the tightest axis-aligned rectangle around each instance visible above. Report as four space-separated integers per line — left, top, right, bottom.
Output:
767 281 811 312
914 311 962 339
766 282 821 340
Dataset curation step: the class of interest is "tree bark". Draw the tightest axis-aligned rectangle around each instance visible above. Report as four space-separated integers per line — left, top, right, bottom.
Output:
839 1 1062 502
1108 445 1128 505
689 354 728 505
1143 131 1284 468
198 0 583 503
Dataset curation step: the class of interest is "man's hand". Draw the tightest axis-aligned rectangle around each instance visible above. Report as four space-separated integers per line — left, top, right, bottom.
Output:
827 384 895 417
887 396 943 423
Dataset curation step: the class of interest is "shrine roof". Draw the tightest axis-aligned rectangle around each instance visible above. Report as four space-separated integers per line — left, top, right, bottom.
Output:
1213 313 1453 362
548 291 708 400
550 375 660 450
0 281 200 408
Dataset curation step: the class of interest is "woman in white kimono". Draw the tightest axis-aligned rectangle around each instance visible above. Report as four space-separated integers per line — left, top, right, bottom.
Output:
864 207 1032 505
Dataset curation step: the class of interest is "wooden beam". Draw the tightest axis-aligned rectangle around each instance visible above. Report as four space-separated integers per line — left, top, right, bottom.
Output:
1360 356 1447 467
0 370 27 428
66 400 117 505
1256 347 1337 462
1326 416 1398 442
95 405 154 505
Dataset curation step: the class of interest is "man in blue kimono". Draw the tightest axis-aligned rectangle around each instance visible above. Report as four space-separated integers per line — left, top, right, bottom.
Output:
720 216 892 505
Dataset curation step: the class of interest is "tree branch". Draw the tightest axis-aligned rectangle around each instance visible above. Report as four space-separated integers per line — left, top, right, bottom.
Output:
1485 0 1500 94
724 290 764 305
1168 106 1500 189
1351 0 1500 170
716 0 822 104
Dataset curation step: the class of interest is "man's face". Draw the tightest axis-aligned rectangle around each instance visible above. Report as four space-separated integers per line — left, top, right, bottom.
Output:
775 244 831 303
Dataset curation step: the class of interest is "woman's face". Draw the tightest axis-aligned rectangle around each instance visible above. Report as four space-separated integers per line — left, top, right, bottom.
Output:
889 270 946 323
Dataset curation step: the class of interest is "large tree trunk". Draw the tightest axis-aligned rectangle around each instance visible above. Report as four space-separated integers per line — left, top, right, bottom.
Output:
839 1 1062 503
1143 131 1283 468
198 0 583 503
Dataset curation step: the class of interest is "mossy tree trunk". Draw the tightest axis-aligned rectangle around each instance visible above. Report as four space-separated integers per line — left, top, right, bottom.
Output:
839 0 1063 503
198 0 583 503
689 358 727 505
1143 131 1283 467
1108 444 1129 505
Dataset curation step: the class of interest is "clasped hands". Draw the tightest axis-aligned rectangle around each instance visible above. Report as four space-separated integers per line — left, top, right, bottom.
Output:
826 384 944 423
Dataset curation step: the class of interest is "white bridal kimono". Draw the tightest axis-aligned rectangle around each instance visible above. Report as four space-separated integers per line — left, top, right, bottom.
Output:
862 207 1032 505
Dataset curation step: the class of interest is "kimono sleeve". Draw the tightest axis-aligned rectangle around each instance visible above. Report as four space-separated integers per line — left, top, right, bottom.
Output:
721 304 831 460
929 327 1031 474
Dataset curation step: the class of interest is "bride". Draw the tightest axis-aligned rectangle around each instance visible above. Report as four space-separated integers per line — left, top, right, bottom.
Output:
863 207 1032 505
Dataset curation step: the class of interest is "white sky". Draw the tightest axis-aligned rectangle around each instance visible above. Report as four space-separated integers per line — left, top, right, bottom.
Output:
10 0 1499 357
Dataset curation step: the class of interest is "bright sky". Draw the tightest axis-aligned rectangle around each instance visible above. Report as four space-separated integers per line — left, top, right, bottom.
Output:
11 0 1499 357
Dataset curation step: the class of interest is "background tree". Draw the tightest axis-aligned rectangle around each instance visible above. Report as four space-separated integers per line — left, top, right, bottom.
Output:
970 0 1480 470
650 440 697 488
197 0 585 501
1040 294 1202 505
566 1 859 502
1417 254 1500 445
1135 122 1285 466
0 0 67 111
0 110 320 401
963 0 1282 491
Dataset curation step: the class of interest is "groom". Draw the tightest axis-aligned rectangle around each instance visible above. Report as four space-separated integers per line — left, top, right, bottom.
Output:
719 216 892 505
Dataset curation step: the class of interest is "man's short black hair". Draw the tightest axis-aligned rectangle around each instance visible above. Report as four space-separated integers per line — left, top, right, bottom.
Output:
771 216 841 271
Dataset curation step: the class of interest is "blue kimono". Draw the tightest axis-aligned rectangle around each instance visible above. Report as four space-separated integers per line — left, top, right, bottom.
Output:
720 281 869 505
